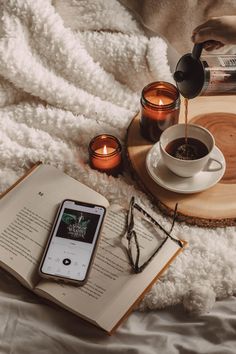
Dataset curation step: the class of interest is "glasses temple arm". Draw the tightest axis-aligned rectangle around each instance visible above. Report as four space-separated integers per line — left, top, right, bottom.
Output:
133 202 183 248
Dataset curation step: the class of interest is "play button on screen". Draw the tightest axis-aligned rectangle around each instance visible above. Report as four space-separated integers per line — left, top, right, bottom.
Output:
63 258 71 266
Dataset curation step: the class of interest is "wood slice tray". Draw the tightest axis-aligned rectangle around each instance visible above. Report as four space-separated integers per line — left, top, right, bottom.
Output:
126 96 236 227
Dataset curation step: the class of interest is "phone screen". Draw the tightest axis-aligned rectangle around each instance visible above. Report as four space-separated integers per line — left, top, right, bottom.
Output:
40 199 106 283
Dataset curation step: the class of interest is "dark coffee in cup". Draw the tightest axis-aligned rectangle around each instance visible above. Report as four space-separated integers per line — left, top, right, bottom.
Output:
165 137 209 160
160 124 219 177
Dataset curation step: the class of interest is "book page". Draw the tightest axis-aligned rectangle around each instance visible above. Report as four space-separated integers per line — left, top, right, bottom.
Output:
0 164 109 289
35 207 184 332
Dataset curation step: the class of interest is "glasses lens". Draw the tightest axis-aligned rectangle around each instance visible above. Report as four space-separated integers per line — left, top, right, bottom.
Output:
129 204 167 267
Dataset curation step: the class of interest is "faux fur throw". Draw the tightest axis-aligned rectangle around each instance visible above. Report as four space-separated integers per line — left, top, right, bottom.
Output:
0 0 236 315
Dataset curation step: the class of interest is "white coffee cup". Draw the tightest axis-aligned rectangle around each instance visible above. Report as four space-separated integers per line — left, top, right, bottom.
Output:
159 123 223 177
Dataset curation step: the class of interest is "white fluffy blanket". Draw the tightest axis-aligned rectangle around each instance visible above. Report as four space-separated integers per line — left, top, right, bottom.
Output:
0 0 236 315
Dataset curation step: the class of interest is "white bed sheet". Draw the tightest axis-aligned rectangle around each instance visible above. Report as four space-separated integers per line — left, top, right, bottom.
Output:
0 269 235 354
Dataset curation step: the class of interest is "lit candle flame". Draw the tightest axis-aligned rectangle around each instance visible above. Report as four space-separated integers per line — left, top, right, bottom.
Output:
103 145 108 155
159 98 164 105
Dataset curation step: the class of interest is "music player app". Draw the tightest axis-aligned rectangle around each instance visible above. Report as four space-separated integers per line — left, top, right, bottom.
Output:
40 201 105 282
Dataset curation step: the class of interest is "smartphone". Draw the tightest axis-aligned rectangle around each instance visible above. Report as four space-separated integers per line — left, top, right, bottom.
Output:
39 199 106 285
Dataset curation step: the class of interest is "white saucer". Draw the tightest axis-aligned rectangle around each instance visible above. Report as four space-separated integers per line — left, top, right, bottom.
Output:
146 142 226 194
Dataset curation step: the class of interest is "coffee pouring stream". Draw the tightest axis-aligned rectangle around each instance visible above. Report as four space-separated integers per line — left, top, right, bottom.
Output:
174 43 236 98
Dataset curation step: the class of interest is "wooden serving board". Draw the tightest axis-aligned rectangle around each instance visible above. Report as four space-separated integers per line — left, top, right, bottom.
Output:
126 96 236 227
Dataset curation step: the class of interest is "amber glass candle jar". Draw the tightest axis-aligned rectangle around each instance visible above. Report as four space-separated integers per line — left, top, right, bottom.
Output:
140 81 180 142
88 134 123 176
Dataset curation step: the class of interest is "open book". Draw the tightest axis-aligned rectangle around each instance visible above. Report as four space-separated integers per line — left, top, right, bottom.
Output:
0 163 185 334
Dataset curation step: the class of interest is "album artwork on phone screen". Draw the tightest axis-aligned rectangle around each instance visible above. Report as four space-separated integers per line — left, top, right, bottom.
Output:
56 208 100 243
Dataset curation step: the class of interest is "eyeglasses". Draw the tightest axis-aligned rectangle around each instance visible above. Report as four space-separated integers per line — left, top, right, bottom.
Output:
123 197 183 274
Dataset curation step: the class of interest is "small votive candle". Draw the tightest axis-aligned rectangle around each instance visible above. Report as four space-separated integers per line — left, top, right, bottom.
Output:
89 134 123 176
140 81 180 142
